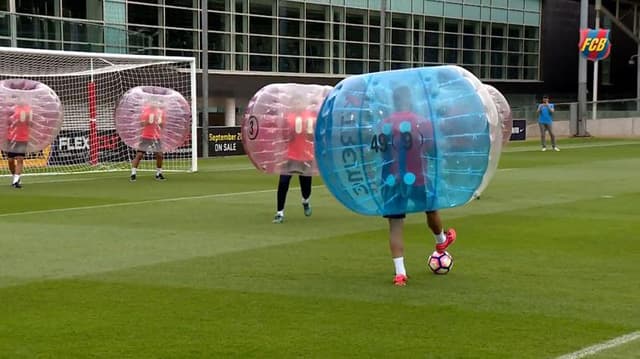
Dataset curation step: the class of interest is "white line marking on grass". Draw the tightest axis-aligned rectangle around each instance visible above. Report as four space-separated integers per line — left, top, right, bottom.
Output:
600 195 614 199
0 185 325 218
556 331 640 359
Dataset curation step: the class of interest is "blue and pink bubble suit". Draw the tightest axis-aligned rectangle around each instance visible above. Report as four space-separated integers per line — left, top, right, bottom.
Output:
115 86 191 152
0 79 63 153
241 83 333 176
314 66 509 216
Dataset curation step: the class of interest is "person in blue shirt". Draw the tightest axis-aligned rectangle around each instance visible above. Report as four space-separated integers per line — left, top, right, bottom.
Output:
537 95 559 151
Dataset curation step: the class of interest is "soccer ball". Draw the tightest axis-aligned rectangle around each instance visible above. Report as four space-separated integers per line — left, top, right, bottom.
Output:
427 251 454 274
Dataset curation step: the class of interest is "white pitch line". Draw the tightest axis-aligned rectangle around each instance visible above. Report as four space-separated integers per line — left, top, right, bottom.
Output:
556 331 640 359
0 185 325 218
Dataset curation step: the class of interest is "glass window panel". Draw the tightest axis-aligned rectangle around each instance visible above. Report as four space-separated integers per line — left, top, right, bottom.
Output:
392 13 409 28
250 55 273 71
209 0 228 12
492 24 505 37
509 0 524 9
491 8 508 22
525 25 538 39
425 31 440 47
445 20 459 33
208 52 229 69
333 23 343 40
279 19 300 37
207 12 228 32
208 33 229 51
413 31 421 46
463 35 477 49
425 1 443 16
17 15 61 40
306 21 326 39
346 25 364 42
370 27 380 43
306 58 327 73
507 53 520 66
444 3 462 18
369 61 380 72
167 8 196 28
413 47 420 62
345 60 364 74
369 44 380 59
347 43 364 58
524 0 540 11
391 45 408 61
61 0 103 20
235 14 245 32
524 67 537 80
524 39 537 52
306 4 327 21
444 33 458 48
508 39 521 51
463 22 478 34
524 12 539 25
17 39 61 50
279 56 300 72
463 50 477 64
251 16 273 35
444 49 458 63
128 4 160 26
63 21 103 44
524 54 537 66
490 66 503 79
369 11 380 26
333 59 342 74
235 34 247 52
279 38 300 55
508 25 523 37
0 0 6 11
279 2 301 18
236 54 246 70
424 48 440 62
128 25 161 47
464 5 481 21
306 40 326 57
63 42 104 52
491 52 504 65
17 0 59 16
346 9 366 25
493 0 508 7
481 6 490 21
333 7 344 22
392 29 409 45
250 35 272 53
166 29 194 49
507 67 520 79
508 10 523 24
250 0 272 15
425 18 440 31
0 38 10 46
391 62 410 70
166 0 195 7
104 0 125 24
333 42 343 57
0 12 9 36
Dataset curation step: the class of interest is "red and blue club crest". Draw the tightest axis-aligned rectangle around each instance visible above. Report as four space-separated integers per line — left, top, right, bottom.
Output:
579 28 611 61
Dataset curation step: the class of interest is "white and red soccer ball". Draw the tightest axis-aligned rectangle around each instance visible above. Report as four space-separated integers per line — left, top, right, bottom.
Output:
427 251 454 275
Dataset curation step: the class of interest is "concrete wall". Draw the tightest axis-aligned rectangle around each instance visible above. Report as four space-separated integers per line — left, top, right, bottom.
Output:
525 118 640 138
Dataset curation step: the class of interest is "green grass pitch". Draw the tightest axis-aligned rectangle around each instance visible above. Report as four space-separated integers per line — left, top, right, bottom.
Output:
0 138 638 358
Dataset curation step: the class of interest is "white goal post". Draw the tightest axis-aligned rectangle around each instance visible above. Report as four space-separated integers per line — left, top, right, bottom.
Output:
0 46 197 175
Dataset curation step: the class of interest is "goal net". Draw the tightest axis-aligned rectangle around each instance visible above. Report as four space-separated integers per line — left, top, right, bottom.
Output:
0 47 197 175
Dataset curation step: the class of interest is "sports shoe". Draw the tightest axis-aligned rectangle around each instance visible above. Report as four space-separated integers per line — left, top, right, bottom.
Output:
130 174 137 182
303 202 312 217
553 146 560 152
11 181 22 189
541 147 547 152
272 213 284 224
155 173 166 181
435 229 457 253
393 274 408 286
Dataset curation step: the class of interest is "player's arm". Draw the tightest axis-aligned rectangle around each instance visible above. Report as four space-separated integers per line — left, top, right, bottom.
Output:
549 104 555 113
536 104 542 114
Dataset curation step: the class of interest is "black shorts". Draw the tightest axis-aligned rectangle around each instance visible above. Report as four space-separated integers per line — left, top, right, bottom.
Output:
138 138 162 153
3 141 27 158
285 160 311 175
381 183 432 219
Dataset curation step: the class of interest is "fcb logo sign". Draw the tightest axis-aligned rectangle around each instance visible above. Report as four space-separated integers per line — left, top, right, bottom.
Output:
579 28 611 61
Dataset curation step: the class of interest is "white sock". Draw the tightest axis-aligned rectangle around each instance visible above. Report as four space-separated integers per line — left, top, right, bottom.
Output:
131 168 137 175
393 257 407 276
12 174 20 184
302 197 310 205
276 210 284 217
156 168 162 175
434 231 447 244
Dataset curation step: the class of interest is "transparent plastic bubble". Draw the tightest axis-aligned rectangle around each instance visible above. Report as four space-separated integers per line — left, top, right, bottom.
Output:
0 79 63 153
114 86 191 153
474 85 513 198
315 66 492 216
241 83 333 176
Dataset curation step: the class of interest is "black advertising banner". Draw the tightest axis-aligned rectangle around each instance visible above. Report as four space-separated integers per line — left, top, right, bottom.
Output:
510 120 527 141
48 129 127 165
208 126 245 156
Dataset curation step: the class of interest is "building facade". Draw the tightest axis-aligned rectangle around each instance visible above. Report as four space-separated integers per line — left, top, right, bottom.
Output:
1 0 547 124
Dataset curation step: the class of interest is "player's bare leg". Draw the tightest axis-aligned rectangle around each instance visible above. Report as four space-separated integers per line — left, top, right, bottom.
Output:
155 152 165 180
11 156 24 188
130 151 144 181
388 217 408 286
426 211 456 253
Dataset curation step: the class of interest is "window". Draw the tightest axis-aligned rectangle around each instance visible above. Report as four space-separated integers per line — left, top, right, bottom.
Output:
306 40 326 57
128 4 160 26
166 8 196 29
62 0 103 20
306 22 326 39
279 57 300 72
166 0 196 7
166 29 194 49
209 12 229 31
279 19 300 37
17 0 59 16
250 55 273 71
250 35 272 53
250 16 273 35
209 33 229 51
249 0 272 16
279 38 300 55
306 58 326 73
16 15 61 40
209 0 229 12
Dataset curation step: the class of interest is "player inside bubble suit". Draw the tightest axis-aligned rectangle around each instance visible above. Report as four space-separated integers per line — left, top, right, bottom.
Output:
4 100 31 188
273 98 315 223
130 101 166 181
380 85 457 287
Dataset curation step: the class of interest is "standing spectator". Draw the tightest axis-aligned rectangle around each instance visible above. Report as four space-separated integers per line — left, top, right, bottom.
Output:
537 95 559 152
